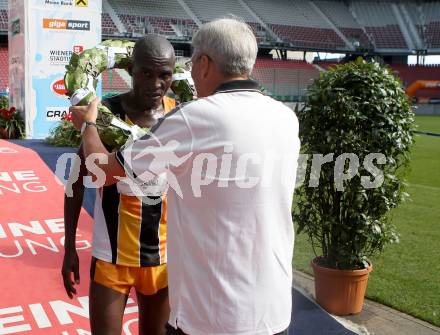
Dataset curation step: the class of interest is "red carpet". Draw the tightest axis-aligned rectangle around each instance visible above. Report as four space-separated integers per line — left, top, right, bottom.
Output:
0 140 138 334
1 140 359 335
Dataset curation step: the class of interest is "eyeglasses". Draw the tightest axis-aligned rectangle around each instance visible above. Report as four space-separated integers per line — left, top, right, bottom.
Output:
184 59 192 71
185 53 213 71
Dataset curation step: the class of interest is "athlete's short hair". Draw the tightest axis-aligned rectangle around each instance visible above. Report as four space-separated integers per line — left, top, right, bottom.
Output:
133 34 175 63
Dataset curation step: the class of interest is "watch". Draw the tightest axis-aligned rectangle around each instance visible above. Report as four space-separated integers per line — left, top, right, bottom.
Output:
80 121 97 135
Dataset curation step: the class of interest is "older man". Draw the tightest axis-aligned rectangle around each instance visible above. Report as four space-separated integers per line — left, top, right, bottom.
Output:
71 18 300 335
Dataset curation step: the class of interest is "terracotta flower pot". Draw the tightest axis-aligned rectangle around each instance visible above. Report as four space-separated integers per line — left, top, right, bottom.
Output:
311 257 372 315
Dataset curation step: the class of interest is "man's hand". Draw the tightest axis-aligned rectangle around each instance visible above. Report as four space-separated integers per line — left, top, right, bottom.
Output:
61 249 80 299
70 97 100 130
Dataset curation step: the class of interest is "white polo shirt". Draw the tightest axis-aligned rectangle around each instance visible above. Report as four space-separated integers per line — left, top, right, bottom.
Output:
116 80 300 335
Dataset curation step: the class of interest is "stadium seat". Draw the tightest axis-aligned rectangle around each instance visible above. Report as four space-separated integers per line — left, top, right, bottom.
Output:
1 0 440 101
391 64 440 98
252 59 320 100
314 1 372 49
0 9 7 31
351 1 407 49
242 0 345 49
101 69 130 94
101 13 119 36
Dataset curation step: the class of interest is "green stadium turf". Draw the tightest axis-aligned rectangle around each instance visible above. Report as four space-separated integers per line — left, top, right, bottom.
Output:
293 115 440 326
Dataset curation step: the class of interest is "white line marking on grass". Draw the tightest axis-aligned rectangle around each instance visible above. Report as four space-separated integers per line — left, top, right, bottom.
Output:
409 183 440 192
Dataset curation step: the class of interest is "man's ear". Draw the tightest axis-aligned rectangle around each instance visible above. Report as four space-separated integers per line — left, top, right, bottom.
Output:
200 54 211 80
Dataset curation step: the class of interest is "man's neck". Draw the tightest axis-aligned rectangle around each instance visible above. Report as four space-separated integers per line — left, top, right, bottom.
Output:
124 92 163 116
224 75 249 82
202 74 250 97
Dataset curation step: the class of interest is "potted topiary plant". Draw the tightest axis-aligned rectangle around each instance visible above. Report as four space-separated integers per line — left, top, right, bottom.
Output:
293 58 415 315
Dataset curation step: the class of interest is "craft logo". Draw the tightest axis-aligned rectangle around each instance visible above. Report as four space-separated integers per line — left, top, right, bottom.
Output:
43 18 90 31
46 107 70 121
51 79 68 96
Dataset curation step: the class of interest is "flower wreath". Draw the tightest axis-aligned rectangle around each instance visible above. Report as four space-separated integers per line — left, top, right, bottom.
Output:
64 39 194 149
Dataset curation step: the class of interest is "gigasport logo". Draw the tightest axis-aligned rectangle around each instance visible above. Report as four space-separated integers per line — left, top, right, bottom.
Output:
43 18 90 31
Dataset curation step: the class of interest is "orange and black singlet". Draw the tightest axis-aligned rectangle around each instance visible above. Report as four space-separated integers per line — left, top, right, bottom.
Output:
91 94 176 267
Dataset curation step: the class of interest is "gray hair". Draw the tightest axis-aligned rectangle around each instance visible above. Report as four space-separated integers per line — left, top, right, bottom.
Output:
191 17 258 75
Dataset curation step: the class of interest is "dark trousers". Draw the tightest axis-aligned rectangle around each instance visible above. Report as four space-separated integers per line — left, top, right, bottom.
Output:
166 323 289 335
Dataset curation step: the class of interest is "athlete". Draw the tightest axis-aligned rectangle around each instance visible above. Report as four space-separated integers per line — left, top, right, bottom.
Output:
61 35 176 335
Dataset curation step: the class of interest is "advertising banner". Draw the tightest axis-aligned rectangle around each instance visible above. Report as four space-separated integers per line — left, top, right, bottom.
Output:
9 0 102 139
0 141 139 334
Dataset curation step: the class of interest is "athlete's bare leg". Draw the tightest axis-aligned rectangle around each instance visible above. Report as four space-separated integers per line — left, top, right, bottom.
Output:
89 281 128 335
137 286 170 335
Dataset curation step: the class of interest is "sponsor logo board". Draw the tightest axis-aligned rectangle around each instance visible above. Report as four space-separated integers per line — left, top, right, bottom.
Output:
43 18 90 31
51 78 68 96
43 0 88 7
46 107 70 121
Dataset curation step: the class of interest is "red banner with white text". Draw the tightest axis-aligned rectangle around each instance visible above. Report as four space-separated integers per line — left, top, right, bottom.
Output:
0 140 139 335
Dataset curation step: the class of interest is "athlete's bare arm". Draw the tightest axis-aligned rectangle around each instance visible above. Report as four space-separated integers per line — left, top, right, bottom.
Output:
61 145 86 298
